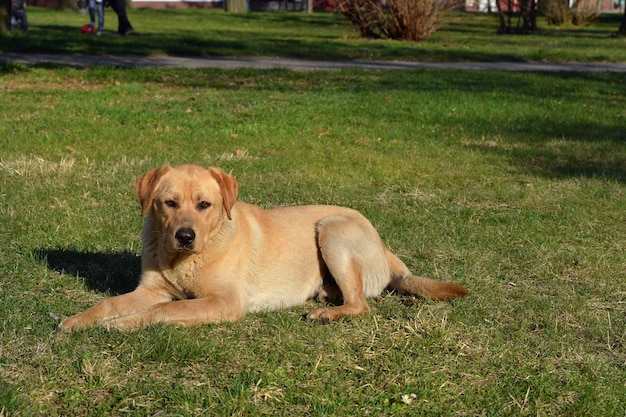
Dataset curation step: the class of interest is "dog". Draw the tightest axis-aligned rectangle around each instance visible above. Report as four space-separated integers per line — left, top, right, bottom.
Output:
59 164 468 332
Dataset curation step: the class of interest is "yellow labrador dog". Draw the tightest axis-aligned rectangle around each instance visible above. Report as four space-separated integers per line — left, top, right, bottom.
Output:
60 164 468 332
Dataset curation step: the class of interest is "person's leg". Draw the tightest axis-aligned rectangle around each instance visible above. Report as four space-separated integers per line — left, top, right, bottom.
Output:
11 7 20 30
20 8 28 31
109 0 134 35
97 1 104 34
88 0 96 26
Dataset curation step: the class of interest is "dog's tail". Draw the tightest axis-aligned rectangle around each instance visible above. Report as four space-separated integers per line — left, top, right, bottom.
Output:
386 249 468 300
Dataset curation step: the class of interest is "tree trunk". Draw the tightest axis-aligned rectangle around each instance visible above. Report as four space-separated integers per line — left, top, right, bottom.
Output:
521 0 537 32
619 5 626 35
225 0 247 12
0 0 10 33
496 0 512 33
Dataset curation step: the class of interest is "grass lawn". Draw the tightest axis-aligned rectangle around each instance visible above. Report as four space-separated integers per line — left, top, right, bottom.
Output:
1 9 626 416
1 63 625 415
1 8 626 62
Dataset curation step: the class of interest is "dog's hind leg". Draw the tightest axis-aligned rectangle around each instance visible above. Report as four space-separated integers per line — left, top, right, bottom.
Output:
307 216 389 323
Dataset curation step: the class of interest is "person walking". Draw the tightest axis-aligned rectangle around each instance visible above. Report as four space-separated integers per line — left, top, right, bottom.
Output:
108 0 134 35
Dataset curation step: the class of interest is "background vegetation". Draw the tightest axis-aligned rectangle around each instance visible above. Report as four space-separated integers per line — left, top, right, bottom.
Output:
1 8 626 62
1 9 625 417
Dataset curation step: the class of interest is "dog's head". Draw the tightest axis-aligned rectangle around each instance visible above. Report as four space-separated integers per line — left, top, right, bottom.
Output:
136 164 238 254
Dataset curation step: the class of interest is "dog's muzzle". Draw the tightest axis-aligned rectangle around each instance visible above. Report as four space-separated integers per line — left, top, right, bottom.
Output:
175 227 196 250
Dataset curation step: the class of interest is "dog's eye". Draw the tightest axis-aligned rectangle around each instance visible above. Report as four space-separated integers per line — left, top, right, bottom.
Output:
198 201 212 210
164 200 178 209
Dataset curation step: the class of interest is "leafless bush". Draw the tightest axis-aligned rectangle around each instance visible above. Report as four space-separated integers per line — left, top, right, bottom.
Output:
336 0 384 38
541 0 570 25
379 0 441 41
541 0 600 26
570 0 600 26
337 0 453 41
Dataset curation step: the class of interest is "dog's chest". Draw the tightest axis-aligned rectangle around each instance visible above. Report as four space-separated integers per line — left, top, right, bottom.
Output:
161 258 203 299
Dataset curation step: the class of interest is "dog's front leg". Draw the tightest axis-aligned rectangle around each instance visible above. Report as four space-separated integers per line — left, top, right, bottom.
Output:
59 286 171 332
104 297 245 330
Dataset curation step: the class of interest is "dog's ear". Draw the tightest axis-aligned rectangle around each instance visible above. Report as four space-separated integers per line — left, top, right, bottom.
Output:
209 168 238 220
136 166 172 216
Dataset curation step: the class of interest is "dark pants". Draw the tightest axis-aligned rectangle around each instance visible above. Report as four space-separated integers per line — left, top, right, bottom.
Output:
108 0 134 35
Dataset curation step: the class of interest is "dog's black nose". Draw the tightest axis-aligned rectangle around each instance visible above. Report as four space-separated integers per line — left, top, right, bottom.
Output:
175 228 196 246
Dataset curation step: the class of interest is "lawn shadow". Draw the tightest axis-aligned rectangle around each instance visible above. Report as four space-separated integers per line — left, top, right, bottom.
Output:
513 147 626 182
35 248 141 295
461 116 626 183
468 139 626 183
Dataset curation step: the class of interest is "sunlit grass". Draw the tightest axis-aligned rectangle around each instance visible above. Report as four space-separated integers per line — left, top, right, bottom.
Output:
0 65 625 415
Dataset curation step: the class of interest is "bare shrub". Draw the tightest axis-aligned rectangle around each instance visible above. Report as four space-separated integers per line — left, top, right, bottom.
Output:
541 0 570 25
541 0 600 26
336 0 385 38
380 0 441 41
337 0 451 41
570 0 600 26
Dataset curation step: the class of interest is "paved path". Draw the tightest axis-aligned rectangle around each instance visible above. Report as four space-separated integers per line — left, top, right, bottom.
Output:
2 52 626 72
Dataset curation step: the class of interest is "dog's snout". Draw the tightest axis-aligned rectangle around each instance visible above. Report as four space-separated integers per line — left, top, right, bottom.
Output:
175 228 196 246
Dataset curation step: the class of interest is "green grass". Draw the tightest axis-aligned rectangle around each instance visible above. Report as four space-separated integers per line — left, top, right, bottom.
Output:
1 8 626 62
2 8 626 410
1 64 625 415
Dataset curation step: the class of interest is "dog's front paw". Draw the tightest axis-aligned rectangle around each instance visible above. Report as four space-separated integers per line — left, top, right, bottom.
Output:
307 308 338 324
